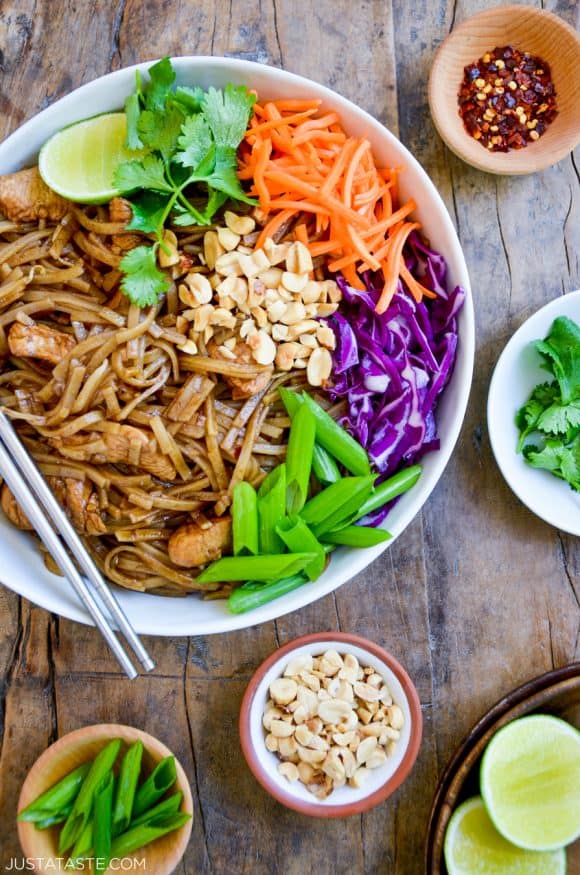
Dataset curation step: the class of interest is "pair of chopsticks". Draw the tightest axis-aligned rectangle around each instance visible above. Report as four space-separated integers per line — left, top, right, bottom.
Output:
0 410 155 679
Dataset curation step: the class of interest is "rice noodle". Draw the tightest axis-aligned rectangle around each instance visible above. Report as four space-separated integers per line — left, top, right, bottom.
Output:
0 204 296 596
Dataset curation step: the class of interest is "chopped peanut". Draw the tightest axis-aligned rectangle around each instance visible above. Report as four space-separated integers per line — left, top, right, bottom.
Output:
178 212 341 384
263 650 405 798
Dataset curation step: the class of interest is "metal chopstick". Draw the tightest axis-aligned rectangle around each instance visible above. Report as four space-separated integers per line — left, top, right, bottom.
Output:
0 411 155 677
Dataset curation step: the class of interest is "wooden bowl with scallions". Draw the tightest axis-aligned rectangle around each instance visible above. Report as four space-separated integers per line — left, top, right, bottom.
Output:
17 724 193 874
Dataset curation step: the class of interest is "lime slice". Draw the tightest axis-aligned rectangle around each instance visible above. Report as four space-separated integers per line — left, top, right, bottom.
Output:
39 112 133 204
444 796 567 875
481 714 580 851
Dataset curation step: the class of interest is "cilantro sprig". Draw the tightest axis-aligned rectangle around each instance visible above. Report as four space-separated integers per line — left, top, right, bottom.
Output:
515 315 580 492
114 58 256 307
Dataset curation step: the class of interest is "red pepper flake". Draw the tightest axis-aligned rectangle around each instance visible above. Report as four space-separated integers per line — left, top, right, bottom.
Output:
458 45 558 152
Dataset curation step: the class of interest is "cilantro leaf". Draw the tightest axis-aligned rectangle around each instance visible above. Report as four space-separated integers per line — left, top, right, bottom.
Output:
515 395 545 432
523 437 580 491
170 85 204 113
113 155 172 194
116 58 257 309
137 104 185 161
125 92 144 151
144 57 176 111
174 114 213 170
535 316 580 404
560 438 580 489
119 245 169 307
200 188 229 222
523 440 563 473
126 191 171 235
206 145 256 204
538 400 580 435
202 83 256 150
171 201 208 227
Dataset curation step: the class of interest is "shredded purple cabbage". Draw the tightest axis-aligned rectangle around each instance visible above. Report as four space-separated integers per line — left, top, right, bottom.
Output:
325 232 465 523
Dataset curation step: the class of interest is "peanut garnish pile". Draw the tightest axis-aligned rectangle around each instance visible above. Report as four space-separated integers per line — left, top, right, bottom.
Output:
169 211 341 387
263 650 405 799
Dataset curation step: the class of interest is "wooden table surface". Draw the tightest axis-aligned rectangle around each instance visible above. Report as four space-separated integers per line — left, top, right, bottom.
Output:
0 1 578 872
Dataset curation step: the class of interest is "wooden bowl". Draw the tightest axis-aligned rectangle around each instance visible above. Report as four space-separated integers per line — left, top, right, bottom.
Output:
17 723 194 874
429 5 580 174
425 663 580 873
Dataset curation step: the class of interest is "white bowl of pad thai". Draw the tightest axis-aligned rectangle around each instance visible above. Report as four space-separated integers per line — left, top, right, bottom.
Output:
0 57 473 635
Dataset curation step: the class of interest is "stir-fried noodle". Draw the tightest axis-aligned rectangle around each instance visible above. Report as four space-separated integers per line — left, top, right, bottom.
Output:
0 202 329 596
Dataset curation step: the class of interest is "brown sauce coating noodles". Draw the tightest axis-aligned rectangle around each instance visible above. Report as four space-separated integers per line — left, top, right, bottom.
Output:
0 202 316 597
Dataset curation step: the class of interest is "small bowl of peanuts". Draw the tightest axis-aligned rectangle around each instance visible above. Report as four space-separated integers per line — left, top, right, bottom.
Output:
239 631 422 817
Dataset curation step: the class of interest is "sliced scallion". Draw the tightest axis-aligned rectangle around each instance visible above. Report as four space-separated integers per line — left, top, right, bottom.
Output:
228 573 308 614
353 464 422 522
132 756 177 819
312 443 341 485
196 553 317 584
257 464 286 554
276 516 325 581
321 525 392 547
285 402 316 514
232 481 259 556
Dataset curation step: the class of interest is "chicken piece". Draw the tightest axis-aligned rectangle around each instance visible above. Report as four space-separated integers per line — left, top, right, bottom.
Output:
102 426 177 481
44 476 105 535
109 196 133 225
1 477 105 536
207 340 273 399
8 321 76 366
1 483 33 530
111 233 142 252
60 478 106 535
168 516 232 568
0 167 68 223
51 425 177 481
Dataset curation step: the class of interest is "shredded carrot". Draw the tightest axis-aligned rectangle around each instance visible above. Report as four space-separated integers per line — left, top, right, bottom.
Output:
274 99 322 111
342 139 371 208
238 99 437 310
400 262 437 302
255 208 297 250
308 239 343 257
294 223 309 245
253 138 273 210
376 223 420 314
244 109 318 138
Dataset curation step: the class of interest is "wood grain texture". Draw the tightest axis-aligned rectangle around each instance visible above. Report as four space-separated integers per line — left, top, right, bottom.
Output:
18 723 194 873
0 1 578 872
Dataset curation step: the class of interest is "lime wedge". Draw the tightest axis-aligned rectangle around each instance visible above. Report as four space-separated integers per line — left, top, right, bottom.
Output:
444 796 567 875
480 714 580 851
39 112 133 204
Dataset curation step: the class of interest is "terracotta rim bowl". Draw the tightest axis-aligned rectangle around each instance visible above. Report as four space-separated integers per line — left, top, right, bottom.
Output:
429 5 580 174
17 723 194 874
239 632 422 818
425 663 580 873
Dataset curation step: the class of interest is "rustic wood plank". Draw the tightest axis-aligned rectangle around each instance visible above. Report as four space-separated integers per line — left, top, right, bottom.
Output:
0 1 578 873
185 678 366 875
187 624 279 679
410 0 580 765
0 0 122 125
53 671 212 873
333 520 441 870
0 604 56 869
53 617 190 678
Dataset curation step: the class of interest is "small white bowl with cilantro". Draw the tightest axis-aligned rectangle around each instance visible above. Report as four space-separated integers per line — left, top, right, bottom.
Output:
488 290 580 535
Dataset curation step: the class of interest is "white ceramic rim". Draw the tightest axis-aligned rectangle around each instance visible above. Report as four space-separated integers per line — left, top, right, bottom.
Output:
0 56 474 635
487 289 580 535
248 640 412 808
